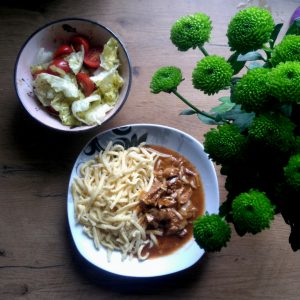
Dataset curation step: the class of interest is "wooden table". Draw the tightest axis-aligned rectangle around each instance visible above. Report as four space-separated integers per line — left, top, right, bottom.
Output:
1 0 299 299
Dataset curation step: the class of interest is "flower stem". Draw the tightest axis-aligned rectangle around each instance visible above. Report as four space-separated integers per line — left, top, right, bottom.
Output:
199 46 209 57
172 90 223 122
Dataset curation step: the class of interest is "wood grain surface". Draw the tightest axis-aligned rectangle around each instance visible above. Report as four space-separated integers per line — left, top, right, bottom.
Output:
1 0 300 299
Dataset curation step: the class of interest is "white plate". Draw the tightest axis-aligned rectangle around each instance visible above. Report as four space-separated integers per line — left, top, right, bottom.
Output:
67 124 219 277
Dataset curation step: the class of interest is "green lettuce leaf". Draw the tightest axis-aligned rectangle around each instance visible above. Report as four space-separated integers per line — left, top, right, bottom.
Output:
30 63 49 75
93 69 123 91
100 38 120 70
51 96 81 126
91 68 123 102
33 73 79 106
71 94 113 125
36 47 53 64
65 46 84 74
90 67 117 85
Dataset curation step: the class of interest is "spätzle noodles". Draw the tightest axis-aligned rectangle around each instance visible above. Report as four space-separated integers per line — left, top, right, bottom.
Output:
72 143 161 261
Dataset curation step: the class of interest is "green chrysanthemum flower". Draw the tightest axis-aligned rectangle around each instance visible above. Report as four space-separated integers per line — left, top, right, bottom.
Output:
170 13 212 51
227 7 274 54
249 113 296 152
284 154 300 192
232 189 275 235
292 136 300 154
268 61 300 103
192 55 233 95
150 66 183 94
270 35 300 66
233 68 272 113
193 214 231 252
204 124 247 164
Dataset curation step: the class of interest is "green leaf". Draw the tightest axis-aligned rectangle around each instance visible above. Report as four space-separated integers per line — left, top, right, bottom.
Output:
221 105 255 131
197 113 222 125
179 108 197 115
249 61 263 70
286 17 300 36
219 96 231 103
211 97 235 114
237 51 264 62
270 23 284 48
228 52 246 75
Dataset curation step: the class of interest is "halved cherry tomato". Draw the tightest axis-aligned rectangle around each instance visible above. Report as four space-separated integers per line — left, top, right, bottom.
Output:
70 35 90 53
76 72 96 96
83 48 102 68
54 44 73 58
32 69 56 79
48 58 71 74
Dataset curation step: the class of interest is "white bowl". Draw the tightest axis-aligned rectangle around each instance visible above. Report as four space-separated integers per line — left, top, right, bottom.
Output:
67 124 219 277
14 18 132 132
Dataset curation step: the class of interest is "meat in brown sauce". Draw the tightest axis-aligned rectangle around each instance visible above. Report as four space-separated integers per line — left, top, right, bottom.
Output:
139 147 202 238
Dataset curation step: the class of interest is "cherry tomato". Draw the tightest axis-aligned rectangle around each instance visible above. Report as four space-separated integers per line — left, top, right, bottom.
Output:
32 69 55 79
48 58 71 74
54 44 73 58
76 72 96 96
70 35 90 53
83 48 102 68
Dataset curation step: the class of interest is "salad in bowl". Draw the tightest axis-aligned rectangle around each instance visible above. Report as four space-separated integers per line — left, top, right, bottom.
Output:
15 18 132 132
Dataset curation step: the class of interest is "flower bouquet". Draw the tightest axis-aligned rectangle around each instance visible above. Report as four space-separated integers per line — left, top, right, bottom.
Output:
150 7 300 252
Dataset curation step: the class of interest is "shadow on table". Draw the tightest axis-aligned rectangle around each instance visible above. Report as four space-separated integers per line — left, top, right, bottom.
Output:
66 223 209 295
10 104 117 166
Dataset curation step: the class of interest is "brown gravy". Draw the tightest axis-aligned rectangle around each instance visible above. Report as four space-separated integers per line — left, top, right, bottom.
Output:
141 145 205 259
